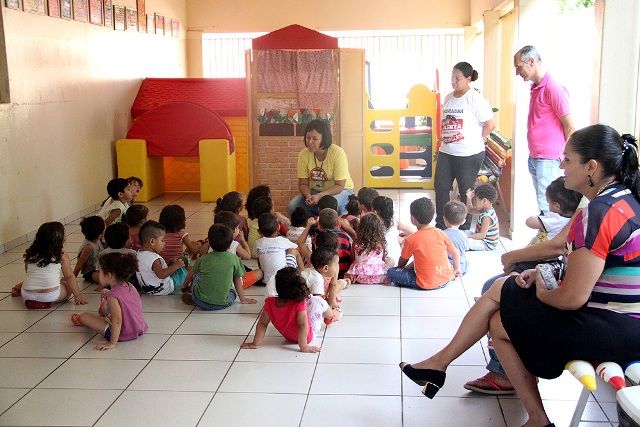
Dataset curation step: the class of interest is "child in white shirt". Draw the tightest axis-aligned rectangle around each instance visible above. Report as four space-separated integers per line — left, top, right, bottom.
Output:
256 213 303 285
136 221 184 295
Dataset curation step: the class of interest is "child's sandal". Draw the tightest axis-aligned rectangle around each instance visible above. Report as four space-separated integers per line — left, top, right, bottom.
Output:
10 285 21 297
70 313 82 326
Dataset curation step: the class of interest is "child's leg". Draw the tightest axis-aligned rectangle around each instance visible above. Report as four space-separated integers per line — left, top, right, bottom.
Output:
307 296 330 337
72 312 109 335
467 237 488 251
387 267 423 290
55 280 71 303
11 282 22 297
242 269 263 289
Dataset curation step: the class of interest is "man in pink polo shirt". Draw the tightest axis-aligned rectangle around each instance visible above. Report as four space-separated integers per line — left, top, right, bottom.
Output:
514 45 575 214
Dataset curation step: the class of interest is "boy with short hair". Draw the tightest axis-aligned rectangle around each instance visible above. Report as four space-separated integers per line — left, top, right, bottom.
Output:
443 200 469 275
387 197 461 290
100 222 136 256
465 184 500 251
318 208 352 278
74 215 105 285
181 224 257 309
136 220 184 295
255 213 303 285
357 187 380 214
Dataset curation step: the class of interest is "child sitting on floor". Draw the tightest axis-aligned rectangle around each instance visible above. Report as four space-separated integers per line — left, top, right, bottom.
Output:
357 187 379 215
13 222 87 309
136 220 184 295
100 223 136 256
241 267 337 353
372 195 402 266
181 224 257 309
123 204 148 251
465 184 500 251
526 176 582 245
342 194 361 229
99 178 133 227
346 213 391 284
246 185 291 254
256 213 303 285
72 252 147 350
158 204 201 286
317 208 352 278
73 216 105 286
443 201 469 275
215 191 249 241
127 176 143 203
287 207 312 254
317 195 357 239
387 197 461 290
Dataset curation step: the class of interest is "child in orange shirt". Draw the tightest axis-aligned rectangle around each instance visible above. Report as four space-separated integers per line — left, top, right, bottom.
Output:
386 197 461 290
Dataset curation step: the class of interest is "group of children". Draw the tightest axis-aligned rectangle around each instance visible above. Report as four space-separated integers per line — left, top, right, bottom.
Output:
12 173 538 353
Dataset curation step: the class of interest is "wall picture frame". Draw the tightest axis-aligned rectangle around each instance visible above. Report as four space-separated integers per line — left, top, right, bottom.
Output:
23 0 46 14
125 7 137 31
60 0 71 19
154 14 164 36
47 0 60 17
146 13 154 34
136 0 145 33
113 4 125 31
88 0 103 25
103 0 113 28
5 0 21 10
73 0 89 23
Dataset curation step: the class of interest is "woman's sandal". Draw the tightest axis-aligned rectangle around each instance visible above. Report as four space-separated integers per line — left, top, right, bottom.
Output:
399 362 446 399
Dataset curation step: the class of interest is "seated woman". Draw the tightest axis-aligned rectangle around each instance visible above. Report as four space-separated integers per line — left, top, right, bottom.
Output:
287 119 354 216
400 124 640 427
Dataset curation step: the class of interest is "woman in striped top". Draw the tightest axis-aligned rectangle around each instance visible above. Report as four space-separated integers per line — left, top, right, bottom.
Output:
399 124 640 427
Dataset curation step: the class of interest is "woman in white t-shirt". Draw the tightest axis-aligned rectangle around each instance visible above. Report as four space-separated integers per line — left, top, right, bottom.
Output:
435 62 495 230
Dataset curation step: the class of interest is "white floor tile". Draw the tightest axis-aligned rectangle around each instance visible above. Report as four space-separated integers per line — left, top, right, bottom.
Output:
404 396 506 427
176 313 257 335
400 278 468 298
72 333 170 360
0 388 121 426
26 311 86 333
324 315 400 338
0 332 17 347
0 389 29 415
401 297 470 317
220 361 315 393
0 311 50 333
143 312 189 334
339 296 400 316
154 334 244 361
319 337 401 365
38 358 147 389
141 295 194 313
537 370 587 401
310 363 401 395
401 338 487 366
95 390 213 427
129 360 230 391
401 316 462 339
500 398 608 426
236 336 321 363
600 402 619 423
0 251 22 266
301 395 402 427
341 284 400 298
193 296 265 314
57 293 102 311
200 393 307 427
0 332 93 358
0 358 64 388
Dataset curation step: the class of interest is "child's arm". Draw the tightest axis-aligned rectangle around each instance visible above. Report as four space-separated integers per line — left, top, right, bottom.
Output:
338 217 357 240
297 310 321 353
234 276 257 304
95 296 121 350
73 245 92 277
468 216 491 240
525 216 545 231
396 256 409 269
181 267 195 291
151 258 184 279
61 252 87 304
297 217 317 261
448 246 462 277
104 209 121 227
240 310 270 349
197 240 210 257
182 234 201 256
465 189 481 214
397 222 416 236
235 234 251 260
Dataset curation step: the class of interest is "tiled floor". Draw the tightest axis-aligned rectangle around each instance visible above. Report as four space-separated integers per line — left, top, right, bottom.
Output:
0 192 620 426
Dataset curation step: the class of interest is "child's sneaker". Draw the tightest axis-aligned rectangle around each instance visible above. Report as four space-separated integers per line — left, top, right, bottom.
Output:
24 300 52 310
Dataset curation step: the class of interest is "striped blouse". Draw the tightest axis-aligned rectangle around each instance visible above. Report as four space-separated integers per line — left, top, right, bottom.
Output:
566 184 640 317
476 208 500 249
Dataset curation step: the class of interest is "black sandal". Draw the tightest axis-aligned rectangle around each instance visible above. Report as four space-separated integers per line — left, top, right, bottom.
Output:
399 362 446 399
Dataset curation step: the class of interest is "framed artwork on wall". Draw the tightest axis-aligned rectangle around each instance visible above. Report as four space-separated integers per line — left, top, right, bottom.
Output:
163 16 171 36
73 0 89 23
125 7 137 31
60 0 71 19
172 19 179 38
5 0 21 10
103 0 113 28
47 0 60 17
136 0 145 33
146 14 154 34
154 14 164 35
113 4 125 31
23 0 46 14
88 0 103 25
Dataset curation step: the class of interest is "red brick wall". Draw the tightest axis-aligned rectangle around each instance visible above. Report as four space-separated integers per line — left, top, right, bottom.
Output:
254 138 303 213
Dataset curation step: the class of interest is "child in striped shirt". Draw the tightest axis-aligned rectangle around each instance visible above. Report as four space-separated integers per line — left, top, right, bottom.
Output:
465 184 500 251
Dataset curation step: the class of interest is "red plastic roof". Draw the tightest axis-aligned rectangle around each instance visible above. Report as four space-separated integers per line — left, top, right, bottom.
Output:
131 78 247 120
252 24 338 50
126 101 233 157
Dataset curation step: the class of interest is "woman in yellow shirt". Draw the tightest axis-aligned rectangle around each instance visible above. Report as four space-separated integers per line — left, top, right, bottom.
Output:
288 119 354 216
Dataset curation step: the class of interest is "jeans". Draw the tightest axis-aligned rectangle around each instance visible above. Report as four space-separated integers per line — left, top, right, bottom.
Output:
481 273 507 375
528 157 562 213
287 188 355 216
387 268 448 290
192 279 237 311
434 151 486 230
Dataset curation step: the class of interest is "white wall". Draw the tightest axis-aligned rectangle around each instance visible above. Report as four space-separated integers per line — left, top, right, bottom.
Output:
0 1 186 247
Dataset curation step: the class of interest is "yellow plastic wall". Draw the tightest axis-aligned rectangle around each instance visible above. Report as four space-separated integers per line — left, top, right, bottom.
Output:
200 139 237 202
364 85 438 189
115 139 164 202
223 116 249 193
